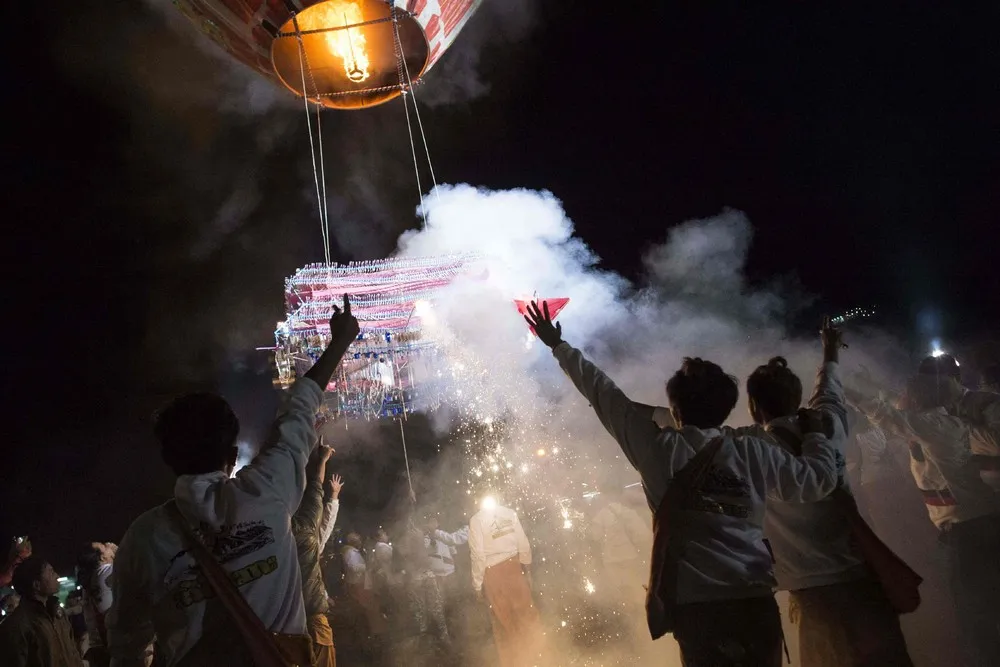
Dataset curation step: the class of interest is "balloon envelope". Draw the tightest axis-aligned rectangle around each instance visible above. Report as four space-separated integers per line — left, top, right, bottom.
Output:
172 0 482 109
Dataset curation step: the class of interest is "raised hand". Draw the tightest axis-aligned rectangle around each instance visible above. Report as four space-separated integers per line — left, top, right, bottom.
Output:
524 300 564 349
330 294 360 342
821 316 845 363
305 294 360 389
328 473 344 499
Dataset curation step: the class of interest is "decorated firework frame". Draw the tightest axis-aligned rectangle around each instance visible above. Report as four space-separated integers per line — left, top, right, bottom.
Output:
273 254 478 420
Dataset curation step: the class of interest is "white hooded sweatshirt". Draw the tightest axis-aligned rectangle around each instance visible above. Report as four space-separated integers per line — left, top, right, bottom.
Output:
553 343 840 604
107 377 323 667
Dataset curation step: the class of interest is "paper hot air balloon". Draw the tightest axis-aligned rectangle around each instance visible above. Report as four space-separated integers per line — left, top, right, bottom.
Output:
173 0 482 109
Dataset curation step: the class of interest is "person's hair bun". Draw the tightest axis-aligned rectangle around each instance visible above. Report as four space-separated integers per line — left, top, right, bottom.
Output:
767 356 789 369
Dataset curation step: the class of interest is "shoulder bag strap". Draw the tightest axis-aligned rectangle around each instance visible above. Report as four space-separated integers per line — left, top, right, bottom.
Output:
165 502 290 667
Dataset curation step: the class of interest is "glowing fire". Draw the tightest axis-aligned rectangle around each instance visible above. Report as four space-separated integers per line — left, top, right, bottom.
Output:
298 1 371 83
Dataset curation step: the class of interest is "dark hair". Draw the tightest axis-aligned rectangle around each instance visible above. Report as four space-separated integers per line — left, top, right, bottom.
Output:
665 357 739 428
12 556 49 597
746 357 803 423
917 354 961 380
154 393 240 476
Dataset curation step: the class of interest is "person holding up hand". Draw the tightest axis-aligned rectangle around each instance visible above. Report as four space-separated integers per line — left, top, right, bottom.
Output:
524 300 841 667
108 296 359 667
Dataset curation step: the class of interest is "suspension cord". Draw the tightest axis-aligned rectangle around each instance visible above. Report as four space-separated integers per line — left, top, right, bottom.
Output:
314 105 332 265
399 417 414 496
392 8 429 229
292 12 332 264
399 34 437 192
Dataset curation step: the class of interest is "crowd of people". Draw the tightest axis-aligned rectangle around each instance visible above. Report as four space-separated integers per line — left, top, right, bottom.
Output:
1 296 997 667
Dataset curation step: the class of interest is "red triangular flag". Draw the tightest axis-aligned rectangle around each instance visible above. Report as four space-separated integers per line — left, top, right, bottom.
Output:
514 298 570 335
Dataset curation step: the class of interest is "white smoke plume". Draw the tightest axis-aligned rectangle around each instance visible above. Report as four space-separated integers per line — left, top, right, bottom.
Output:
377 184 862 664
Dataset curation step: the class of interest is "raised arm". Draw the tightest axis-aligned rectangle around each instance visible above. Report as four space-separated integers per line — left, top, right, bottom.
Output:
806 317 849 436
292 446 331 552
434 525 469 547
319 474 343 551
107 528 155 667
235 296 358 512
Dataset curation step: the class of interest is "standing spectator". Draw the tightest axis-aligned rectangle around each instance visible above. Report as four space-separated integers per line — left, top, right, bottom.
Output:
468 497 540 667
0 555 84 667
77 542 116 667
342 532 385 639
291 442 342 667
742 325 914 667
106 296 358 667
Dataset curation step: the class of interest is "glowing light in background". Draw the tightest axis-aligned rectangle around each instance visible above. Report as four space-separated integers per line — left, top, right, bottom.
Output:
480 495 497 511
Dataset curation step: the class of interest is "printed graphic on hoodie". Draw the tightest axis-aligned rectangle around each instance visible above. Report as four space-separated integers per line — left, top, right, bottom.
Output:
690 466 752 518
163 520 279 608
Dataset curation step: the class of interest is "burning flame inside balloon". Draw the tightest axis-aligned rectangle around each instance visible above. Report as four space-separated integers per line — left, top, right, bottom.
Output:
298 1 371 83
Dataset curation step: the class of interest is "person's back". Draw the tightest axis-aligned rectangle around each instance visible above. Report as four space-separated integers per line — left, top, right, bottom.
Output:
106 296 359 667
746 346 915 667
744 356 868 593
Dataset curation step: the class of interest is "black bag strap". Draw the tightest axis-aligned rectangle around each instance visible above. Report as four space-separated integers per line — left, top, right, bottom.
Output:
670 435 726 504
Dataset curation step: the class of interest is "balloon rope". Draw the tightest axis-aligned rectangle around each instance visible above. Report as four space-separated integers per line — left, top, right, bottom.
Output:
315 105 332 265
399 35 438 194
391 9 428 230
292 12 332 264
399 417 414 496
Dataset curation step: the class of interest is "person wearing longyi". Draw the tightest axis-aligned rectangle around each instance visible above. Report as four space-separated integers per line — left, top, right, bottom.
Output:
468 495 540 667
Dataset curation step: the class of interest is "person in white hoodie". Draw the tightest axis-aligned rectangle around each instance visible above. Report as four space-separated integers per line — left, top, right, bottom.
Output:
743 333 913 666
524 300 841 667
106 295 359 667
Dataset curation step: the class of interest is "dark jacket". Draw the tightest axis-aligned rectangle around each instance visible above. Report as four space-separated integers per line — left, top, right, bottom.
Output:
0 597 85 667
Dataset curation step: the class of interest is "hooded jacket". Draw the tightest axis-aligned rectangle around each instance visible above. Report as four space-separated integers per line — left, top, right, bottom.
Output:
553 343 840 604
107 378 323 667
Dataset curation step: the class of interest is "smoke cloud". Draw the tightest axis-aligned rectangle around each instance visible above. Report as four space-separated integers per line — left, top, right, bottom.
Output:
359 184 883 664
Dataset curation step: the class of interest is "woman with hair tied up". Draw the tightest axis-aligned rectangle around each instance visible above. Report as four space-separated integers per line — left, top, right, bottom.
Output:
742 340 914 667
525 301 842 667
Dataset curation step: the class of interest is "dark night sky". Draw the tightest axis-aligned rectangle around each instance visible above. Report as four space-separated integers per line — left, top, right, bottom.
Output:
3 2 999 570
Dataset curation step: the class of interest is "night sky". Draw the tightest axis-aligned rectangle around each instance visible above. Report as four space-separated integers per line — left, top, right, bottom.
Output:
4 2 999 570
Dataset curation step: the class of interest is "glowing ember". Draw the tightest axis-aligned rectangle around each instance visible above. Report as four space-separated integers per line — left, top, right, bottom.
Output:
537 448 547 457
583 578 596 594
298 1 371 83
